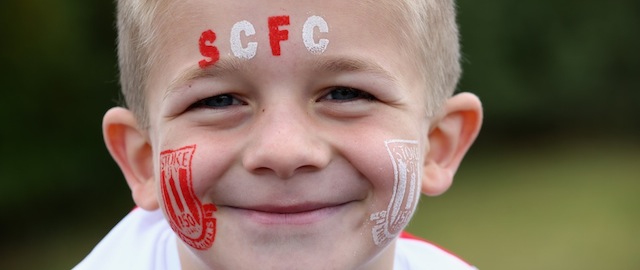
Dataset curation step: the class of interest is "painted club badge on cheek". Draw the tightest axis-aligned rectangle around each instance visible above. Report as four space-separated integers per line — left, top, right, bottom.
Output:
160 145 217 250
370 140 421 246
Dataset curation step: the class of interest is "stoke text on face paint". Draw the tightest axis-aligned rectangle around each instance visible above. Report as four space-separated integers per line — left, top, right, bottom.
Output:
160 145 217 250
370 140 421 246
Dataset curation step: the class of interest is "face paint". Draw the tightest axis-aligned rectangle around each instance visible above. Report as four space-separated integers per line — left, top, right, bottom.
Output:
302 15 329 55
268 15 290 56
230 20 258 60
160 145 217 250
199 15 329 67
198 30 220 68
370 139 420 246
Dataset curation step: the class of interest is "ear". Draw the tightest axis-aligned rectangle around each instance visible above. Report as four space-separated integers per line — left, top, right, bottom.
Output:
422 92 483 196
103 107 159 210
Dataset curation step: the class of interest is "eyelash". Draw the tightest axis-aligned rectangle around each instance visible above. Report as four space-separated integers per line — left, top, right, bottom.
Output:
189 94 245 110
188 86 375 110
320 86 376 102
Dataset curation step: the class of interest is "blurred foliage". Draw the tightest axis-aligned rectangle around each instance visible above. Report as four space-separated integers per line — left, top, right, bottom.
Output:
457 0 640 140
0 0 638 269
0 0 129 245
408 140 640 270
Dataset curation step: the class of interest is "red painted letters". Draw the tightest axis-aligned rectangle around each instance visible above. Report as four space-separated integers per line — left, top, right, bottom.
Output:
268 15 290 56
198 30 220 68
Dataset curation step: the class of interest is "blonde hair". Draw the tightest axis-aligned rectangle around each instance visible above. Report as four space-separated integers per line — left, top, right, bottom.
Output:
383 0 461 115
116 0 170 128
116 0 460 126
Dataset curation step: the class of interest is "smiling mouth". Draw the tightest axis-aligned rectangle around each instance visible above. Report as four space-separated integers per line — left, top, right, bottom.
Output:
228 202 351 225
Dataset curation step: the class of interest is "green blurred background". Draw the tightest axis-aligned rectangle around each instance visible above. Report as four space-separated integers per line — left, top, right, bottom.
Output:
1 1 638 269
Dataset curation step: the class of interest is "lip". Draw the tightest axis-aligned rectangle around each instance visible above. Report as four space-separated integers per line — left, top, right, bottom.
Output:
228 202 351 225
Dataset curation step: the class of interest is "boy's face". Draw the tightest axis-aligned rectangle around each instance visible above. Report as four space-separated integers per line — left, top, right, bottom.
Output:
145 0 430 268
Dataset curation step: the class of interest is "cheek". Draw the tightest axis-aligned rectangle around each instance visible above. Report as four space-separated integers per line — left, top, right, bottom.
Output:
158 144 218 250
368 139 422 246
155 129 239 197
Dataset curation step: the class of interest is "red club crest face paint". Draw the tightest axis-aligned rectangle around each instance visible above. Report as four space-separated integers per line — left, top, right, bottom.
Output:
160 145 217 250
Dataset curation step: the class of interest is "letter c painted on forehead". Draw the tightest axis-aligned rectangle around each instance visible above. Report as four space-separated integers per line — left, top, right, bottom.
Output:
302 15 329 55
230 20 258 59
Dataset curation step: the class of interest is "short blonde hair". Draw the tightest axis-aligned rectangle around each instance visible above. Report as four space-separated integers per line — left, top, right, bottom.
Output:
116 0 460 127
393 0 461 115
116 0 171 128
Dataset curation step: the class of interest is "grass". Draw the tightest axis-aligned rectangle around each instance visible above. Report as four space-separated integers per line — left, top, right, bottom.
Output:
2 139 638 270
406 139 640 270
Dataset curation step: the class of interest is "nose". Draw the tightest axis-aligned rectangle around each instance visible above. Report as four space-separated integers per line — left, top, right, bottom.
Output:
242 104 331 179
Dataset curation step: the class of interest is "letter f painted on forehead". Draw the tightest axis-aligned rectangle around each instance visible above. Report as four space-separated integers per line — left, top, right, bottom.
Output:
268 15 290 56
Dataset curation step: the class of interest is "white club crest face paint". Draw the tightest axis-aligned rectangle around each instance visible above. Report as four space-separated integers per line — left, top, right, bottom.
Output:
370 139 421 246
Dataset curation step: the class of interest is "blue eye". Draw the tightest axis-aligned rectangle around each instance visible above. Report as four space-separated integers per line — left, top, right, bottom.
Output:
323 87 375 102
191 94 244 109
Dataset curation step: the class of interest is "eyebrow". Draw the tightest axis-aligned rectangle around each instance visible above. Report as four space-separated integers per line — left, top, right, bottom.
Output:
165 57 249 97
165 56 397 97
311 57 398 83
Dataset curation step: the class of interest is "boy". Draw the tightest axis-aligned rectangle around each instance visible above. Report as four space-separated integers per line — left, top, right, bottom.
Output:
76 0 482 269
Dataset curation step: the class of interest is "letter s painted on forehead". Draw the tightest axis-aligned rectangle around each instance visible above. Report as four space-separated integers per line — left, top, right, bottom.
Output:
198 30 220 68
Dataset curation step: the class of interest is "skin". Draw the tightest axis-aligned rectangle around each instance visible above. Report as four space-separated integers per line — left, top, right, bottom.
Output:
102 0 483 269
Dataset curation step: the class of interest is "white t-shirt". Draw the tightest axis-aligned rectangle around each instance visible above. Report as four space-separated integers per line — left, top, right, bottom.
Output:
75 209 476 270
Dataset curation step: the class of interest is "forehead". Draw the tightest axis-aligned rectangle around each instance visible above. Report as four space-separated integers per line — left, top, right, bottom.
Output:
160 0 408 33
146 0 423 97
155 0 411 53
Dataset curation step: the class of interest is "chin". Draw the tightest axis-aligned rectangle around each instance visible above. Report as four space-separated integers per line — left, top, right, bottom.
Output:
183 227 393 270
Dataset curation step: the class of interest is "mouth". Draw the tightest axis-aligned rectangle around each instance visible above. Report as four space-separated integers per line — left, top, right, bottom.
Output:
227 202 352 225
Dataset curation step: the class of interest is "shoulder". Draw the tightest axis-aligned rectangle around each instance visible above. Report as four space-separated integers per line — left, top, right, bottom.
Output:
74 208 180 270
394 232 478 270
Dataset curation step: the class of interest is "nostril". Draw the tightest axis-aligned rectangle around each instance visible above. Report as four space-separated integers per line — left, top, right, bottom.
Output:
241 111 331 179
248 165 296 179
250 166 275 175
242 144 331 179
